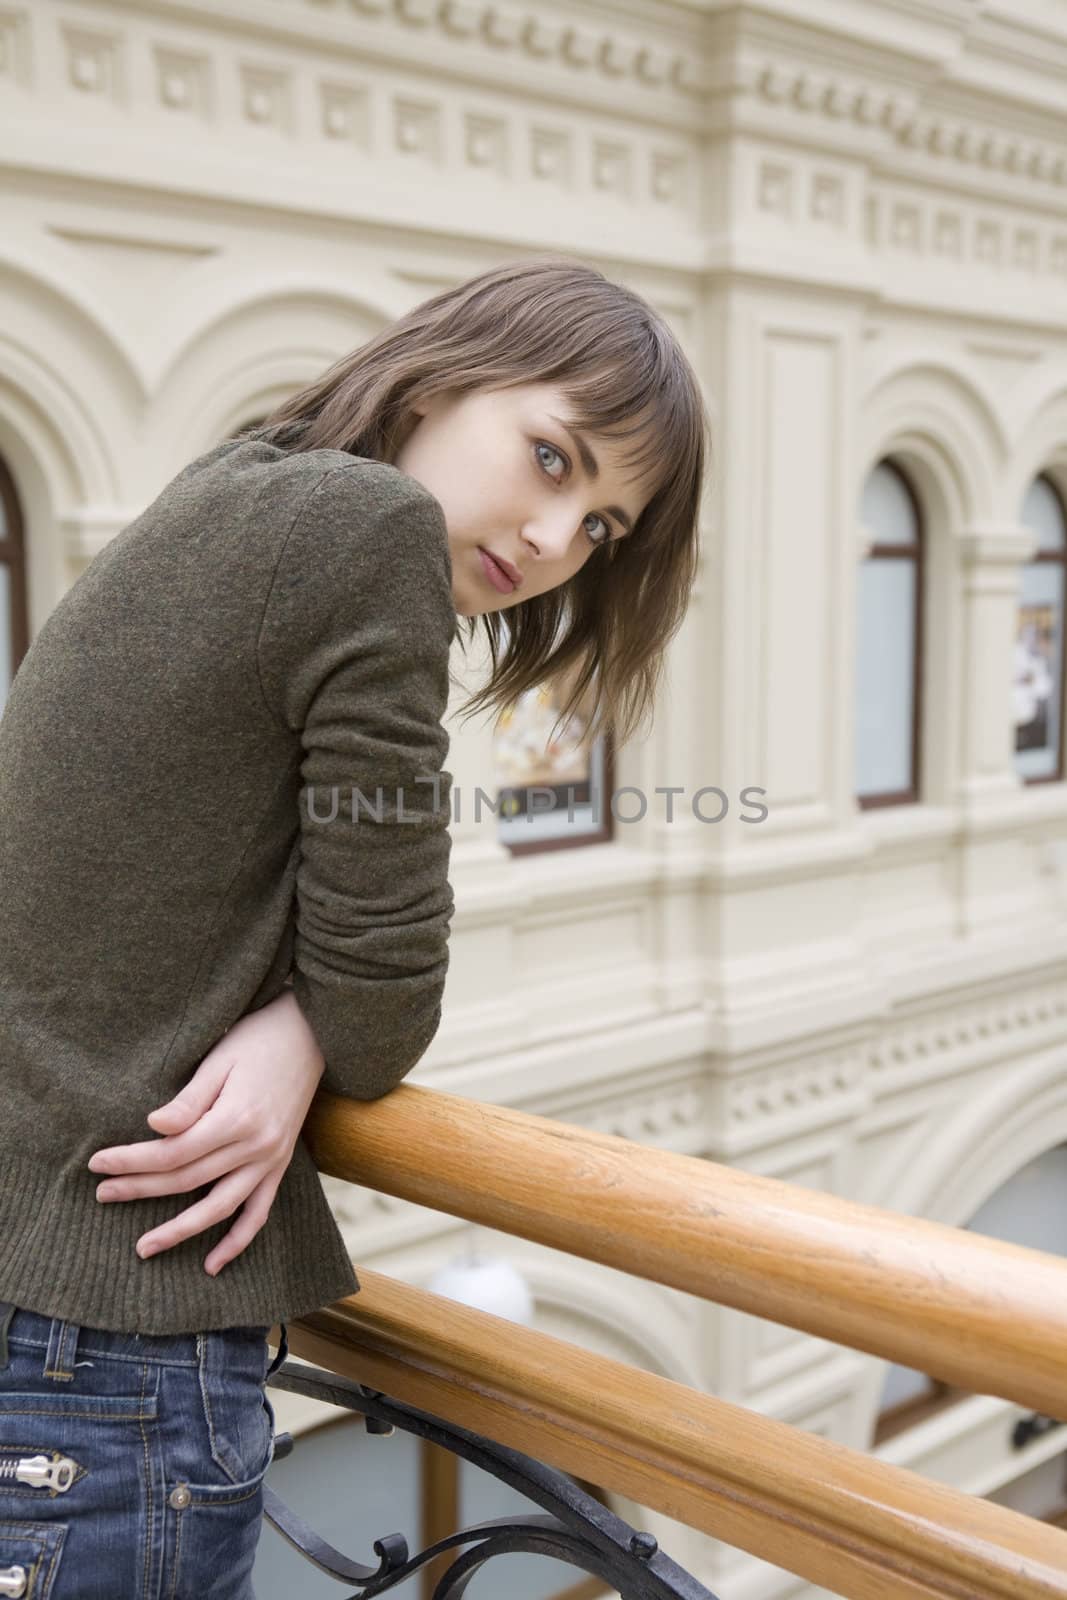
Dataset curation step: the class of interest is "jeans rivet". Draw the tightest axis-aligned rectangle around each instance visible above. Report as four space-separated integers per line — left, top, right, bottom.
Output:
169 1483 191 1510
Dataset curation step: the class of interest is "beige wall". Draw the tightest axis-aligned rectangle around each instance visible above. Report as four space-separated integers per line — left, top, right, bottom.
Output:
3 2 1067 1594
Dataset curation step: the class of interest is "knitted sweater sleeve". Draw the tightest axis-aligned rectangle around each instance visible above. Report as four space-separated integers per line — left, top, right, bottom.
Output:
256 461 456 1099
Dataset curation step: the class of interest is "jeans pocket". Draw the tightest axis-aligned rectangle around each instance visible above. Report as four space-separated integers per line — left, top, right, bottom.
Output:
195 1330 275 1490
0 1520 68 1598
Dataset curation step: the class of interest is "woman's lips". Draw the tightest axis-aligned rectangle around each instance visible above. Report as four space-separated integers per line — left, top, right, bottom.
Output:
478 547 519 594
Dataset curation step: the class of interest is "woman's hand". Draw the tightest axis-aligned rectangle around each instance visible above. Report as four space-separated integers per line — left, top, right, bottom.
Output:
88 989 325 1276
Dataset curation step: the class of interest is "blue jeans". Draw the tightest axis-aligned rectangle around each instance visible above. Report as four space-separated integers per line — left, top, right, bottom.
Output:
0 1303 288 1599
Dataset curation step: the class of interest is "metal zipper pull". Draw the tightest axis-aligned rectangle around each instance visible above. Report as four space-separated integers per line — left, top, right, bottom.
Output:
0 1452 76 1492
0 1567 27 1597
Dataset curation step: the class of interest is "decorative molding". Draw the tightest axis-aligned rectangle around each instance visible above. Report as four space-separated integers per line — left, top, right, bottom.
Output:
651 150 684 202
894 112 1067 188
868 976 1067 1085
290 0 702 96
570 1083 704 1145
393 96 442 162
154 47 212 119
239 62 293 133
725 1051 863 1130
60 22 125 105
757 161 792 219
320 79 371 145
0 6 31 90
811 174 845 226
751 61 920 139
868 187 1067 283
464 111 507 174
530 126 572 186
0 6 699 221
592 140 632 199
746 57 1067 196
956 521 1040 567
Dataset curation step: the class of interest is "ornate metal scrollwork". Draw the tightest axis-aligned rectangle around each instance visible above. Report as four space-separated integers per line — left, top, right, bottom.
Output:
264 1360 720 1599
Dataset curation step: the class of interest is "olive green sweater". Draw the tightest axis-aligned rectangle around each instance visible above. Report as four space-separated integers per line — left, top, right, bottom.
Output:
0 433 456 1333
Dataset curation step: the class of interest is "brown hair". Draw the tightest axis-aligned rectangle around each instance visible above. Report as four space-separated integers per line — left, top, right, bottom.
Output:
252 255 709 746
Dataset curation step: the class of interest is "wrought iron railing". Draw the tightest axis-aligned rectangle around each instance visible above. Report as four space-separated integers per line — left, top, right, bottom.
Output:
264 1360 717 1599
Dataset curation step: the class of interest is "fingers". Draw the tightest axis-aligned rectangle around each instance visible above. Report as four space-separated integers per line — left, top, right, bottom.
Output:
90 1051 235 1172
95 1141 246 1203
135 1163 286 1276
135 1166 263 1260
145 1102 199 1133
89 1093 253 1177
203 1171 283 1277
146 1048 232 1131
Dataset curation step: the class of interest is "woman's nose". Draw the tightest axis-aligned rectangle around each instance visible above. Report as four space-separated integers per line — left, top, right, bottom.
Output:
521 516 574 561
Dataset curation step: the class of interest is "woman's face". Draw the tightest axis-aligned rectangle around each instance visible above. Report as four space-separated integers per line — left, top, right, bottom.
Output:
392 381 656 617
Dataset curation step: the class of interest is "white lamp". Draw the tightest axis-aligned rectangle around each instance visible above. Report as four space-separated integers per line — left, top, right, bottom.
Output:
426 1234 535 1327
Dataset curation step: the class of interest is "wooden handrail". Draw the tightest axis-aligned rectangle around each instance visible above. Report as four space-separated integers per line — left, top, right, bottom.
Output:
304 1084 1067 1420
273 1272 1067 1600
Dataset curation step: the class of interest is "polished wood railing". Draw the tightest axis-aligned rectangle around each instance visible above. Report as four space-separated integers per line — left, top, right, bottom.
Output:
269 1082 1067 1599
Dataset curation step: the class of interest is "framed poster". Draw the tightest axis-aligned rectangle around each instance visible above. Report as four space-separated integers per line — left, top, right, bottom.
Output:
1015 476 1066 784
493 674 614 854
1014 587 1062 780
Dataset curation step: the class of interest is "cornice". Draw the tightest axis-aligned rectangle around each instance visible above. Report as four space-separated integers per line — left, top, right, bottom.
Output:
681 41 1064 215
968 1 1067 78
742 59 1067 194
41 3 1067 177
696 5 1067 199
44 0 710 129
272 0 710 96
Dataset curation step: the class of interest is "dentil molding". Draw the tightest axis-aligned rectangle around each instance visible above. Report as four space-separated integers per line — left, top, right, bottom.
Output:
748 60 1067 194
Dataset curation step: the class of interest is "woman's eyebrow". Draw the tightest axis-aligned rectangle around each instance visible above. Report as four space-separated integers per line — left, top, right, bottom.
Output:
547 414 634 534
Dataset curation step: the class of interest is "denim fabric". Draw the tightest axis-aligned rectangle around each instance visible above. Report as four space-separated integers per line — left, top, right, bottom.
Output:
0 1303 288 1599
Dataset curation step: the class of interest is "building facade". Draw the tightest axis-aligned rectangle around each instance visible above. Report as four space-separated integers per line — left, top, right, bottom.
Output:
2 1 1066 1594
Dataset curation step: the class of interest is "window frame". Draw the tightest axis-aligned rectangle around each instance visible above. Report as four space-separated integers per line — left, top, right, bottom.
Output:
856 458 926 811
1017 471 1067 788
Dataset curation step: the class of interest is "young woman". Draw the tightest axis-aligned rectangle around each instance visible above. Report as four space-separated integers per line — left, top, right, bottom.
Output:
0 256 707 1597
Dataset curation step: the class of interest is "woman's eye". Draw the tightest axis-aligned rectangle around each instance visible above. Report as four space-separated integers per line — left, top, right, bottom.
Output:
535 440 565 480
534 442 611 547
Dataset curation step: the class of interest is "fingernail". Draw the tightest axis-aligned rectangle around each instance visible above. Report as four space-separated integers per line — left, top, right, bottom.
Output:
137 1244 155 1260
95 1186 112 1202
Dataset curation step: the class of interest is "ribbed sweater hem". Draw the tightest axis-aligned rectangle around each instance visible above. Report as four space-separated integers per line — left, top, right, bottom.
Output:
0 1142 360 1334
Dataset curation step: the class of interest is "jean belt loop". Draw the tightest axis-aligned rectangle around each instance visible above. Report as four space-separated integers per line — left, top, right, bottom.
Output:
266 1322 289 1379
0 1304 15 1371
43 1316 82 1383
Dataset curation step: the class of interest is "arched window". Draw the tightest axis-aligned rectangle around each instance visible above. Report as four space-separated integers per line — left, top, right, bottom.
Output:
855 460 924 808
0 454 29 714
1014 475 1066 784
